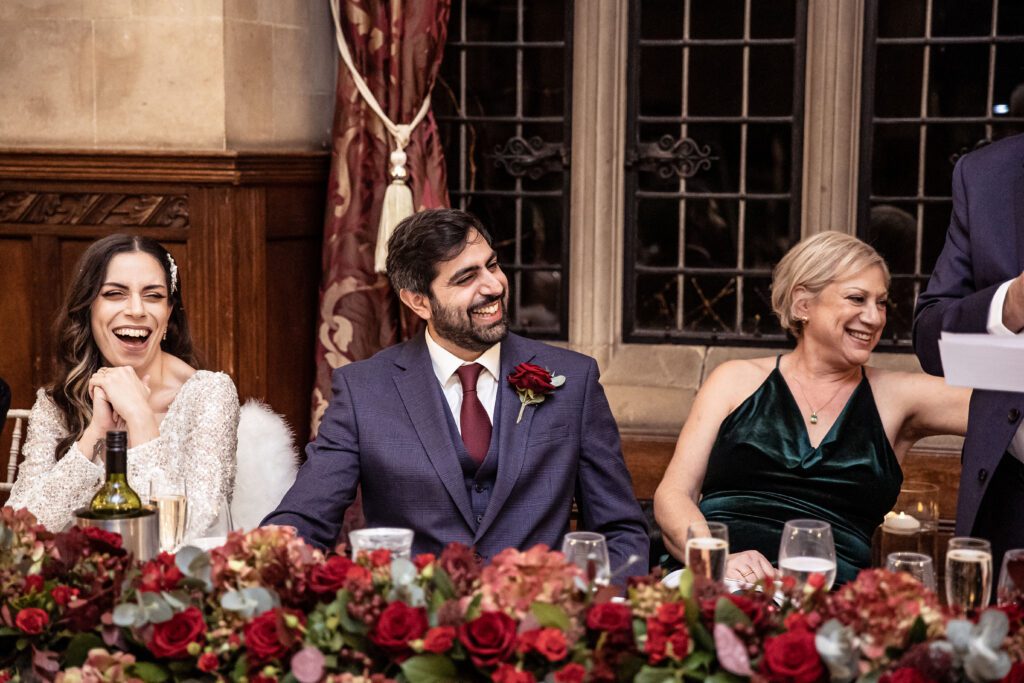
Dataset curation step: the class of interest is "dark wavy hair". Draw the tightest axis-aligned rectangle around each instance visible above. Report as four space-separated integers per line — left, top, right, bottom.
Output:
49 234 198 460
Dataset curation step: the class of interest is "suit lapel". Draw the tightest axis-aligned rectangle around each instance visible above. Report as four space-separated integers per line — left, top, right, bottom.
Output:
1015 155 1024 272
392 333 476 531
475 334 537 541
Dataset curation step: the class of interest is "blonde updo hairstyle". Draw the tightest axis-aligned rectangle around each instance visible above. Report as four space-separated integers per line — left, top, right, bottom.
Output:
771 231 890 337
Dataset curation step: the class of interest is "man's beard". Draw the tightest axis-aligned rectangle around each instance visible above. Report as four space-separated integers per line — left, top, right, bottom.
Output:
430 293 510 353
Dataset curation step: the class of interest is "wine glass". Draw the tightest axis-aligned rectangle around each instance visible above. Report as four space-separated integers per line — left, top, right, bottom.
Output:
997 548 1024 605
148 477 187 553
945 537 992 611
561 531 611 589
685 521 729 583
203 493 234 537
777 519 837 591
886 551 937 592
348 527 415 561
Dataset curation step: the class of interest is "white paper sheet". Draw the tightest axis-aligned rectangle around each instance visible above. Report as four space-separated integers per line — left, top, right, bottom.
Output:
938 332 1024 392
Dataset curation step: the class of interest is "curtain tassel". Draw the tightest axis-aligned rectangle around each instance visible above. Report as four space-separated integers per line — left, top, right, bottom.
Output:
374 149 415 273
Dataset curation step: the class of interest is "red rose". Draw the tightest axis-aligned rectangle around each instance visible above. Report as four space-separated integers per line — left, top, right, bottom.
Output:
251 674 277 683
23 575 44 593
197 652 220 673
586 602 633 632
783 611 822 633
50 585 75 607
81 525 123 549
879 669 935 683
413 553 436 570
370 601 428 658
459 611 518 668
139 552 184 593
14 608 48 635
423 626 457 654
493 664 536 683
309 555 357 595
147 606 206 659
554 663 586 683
245 608 306 664
654 602 685 626
519 628 568 662
644 618 690 664
369 549 392 567
761 629 826 683
508 363 555 394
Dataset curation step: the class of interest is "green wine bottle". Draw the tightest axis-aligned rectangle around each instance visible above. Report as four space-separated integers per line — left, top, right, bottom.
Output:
89 431 141 517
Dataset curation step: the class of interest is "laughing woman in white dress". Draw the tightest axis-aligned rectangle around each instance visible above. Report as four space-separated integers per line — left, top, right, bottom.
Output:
8 234 238 537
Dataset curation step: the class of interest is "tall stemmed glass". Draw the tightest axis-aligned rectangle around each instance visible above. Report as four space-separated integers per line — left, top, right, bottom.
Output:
148 478 187 553
778 519 837 591
945 537 992 612
997 548 1024 605
685 521 729 583
562 531 611 590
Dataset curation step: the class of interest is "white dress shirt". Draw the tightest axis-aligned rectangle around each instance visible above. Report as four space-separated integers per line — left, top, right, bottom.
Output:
987 280 1024 462
424 328 501 434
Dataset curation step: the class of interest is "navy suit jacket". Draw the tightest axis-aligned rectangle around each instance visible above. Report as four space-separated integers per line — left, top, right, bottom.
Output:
913 132 1024 535
263 331 650 576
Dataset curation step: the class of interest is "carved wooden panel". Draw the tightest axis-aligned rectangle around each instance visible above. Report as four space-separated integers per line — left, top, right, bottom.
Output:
0 192 188 227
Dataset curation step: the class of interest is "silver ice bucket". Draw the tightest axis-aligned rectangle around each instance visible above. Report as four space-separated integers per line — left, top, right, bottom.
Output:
74 506 160 562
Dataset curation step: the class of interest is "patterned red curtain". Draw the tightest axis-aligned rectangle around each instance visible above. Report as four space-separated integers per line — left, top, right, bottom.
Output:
313 0 451 433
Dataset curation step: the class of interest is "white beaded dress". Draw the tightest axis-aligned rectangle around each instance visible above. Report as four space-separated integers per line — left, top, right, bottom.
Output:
8 370 239 538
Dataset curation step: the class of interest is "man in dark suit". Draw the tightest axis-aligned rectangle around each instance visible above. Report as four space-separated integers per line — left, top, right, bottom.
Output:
914 132 1024 570
265 209 649 576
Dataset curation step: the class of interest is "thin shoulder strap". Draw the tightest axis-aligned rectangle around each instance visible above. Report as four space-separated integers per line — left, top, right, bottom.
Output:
775 354 782 369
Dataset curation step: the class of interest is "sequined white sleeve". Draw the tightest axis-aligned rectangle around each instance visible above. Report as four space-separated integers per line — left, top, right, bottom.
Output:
7 389 104 532
124 372 239 538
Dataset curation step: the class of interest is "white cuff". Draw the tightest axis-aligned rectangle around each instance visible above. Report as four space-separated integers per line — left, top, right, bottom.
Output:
987 280 1022 336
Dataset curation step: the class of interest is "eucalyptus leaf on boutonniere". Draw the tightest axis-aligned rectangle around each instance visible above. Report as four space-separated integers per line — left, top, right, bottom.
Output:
507 362 565 424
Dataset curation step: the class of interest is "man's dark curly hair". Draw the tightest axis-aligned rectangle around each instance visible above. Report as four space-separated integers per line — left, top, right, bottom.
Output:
385 208 494 295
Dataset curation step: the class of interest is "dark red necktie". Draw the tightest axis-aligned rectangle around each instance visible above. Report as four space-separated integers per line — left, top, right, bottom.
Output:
456 363 491 464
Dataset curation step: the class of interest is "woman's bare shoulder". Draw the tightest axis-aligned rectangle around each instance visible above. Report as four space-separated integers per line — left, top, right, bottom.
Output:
703 356 777 399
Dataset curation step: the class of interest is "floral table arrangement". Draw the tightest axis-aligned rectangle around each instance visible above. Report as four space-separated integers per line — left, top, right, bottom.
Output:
1 506 1023 683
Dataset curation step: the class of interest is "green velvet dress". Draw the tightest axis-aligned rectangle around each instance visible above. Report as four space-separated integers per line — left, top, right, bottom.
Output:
697 356 903 586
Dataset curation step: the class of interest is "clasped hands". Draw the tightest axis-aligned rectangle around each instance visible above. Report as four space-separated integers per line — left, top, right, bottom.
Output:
86 367 154 458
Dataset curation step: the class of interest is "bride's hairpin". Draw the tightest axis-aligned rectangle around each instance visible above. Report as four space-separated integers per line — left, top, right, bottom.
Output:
167 253 178 294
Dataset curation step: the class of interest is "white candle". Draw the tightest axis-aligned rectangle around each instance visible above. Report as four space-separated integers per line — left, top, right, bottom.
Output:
883 511 921 534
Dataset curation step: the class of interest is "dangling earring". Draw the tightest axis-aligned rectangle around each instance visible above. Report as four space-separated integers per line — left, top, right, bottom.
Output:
162 329 167 342
800 316 809 325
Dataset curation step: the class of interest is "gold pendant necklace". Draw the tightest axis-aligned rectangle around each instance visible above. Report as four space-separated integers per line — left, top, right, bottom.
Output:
789 371 851 426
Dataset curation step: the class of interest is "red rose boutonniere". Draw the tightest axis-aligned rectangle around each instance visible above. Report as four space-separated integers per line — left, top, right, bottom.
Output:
507 362 565 423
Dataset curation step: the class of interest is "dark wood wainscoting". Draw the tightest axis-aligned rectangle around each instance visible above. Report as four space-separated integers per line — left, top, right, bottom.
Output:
0 149 329 487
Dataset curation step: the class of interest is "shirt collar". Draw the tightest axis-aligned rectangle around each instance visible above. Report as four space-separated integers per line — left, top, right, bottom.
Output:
425 328 502 385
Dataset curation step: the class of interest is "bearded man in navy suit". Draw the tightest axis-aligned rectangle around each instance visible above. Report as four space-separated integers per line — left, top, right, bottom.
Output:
914 132 1024 571
264 209 649 577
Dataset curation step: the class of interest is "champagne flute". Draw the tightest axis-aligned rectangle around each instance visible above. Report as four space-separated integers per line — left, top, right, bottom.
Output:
778 519 837 591
148 477 187 553
996 548 1024 605
886 551 937 592
945 537 992 611
561 531 611 589
685 521 729 583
